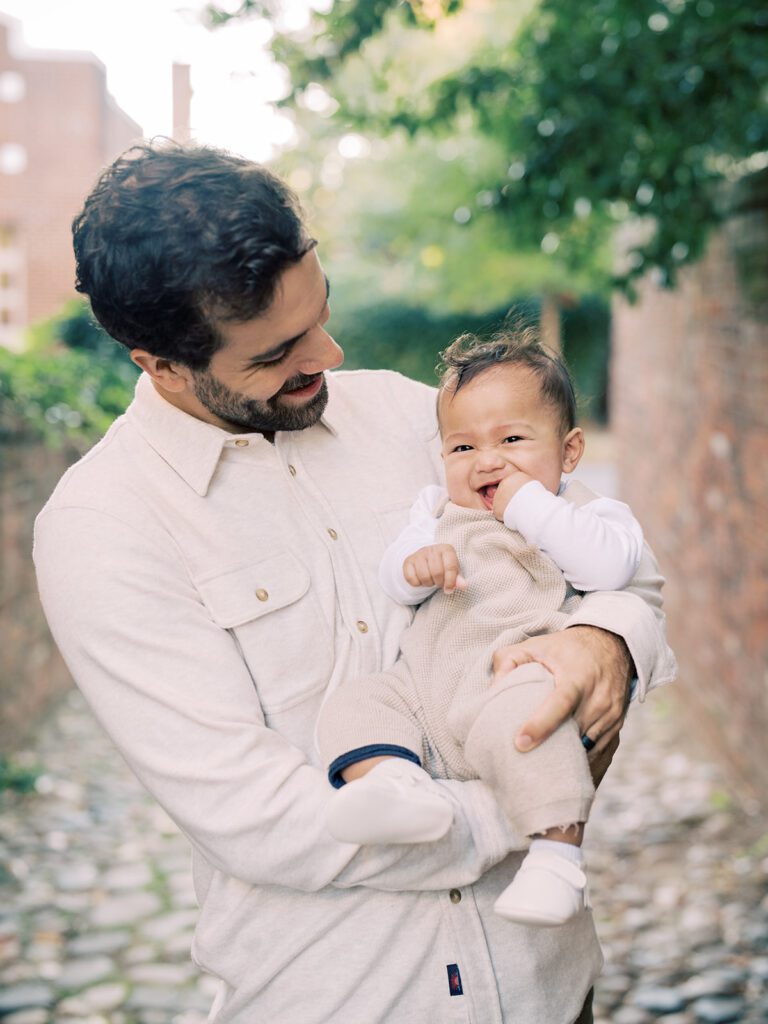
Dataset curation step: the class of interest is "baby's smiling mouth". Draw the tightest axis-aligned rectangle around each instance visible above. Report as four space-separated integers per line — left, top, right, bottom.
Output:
478 482 500 510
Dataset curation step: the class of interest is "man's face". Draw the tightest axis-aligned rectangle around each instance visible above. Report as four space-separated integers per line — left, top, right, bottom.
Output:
190 249 344 434
439 363 578 510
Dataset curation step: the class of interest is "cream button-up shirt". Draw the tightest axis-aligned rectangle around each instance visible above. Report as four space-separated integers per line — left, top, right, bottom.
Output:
34 370 675 1023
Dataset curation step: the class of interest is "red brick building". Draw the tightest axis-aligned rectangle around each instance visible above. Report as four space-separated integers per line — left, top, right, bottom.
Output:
0 15 143 348
611 171 768 805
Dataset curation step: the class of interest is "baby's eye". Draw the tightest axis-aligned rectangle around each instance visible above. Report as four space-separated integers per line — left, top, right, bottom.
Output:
503 435 523 444
452 444 473 453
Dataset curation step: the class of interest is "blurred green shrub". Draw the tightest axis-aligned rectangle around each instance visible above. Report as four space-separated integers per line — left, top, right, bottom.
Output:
561 297 611 423
333 294 610 421
0 757 41 795
0 301 137 450
0 295 610 454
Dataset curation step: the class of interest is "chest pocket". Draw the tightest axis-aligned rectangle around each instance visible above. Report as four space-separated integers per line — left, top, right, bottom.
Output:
197 552 331 714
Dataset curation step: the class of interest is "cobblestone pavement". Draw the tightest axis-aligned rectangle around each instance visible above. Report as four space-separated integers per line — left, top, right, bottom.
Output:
1 688 767 1023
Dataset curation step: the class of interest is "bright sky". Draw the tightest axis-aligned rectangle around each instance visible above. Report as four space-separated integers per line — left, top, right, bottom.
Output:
0 0 321 161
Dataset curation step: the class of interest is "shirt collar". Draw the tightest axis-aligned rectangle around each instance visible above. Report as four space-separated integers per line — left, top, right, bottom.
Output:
128 373 339 497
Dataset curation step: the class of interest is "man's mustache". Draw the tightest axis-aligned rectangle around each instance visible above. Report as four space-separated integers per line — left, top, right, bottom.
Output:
277 372 322 396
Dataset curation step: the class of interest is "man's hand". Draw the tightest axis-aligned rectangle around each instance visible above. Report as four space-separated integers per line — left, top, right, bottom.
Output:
492 625 632 757
403 544 466 594
589 732 620 787
492 471 534 521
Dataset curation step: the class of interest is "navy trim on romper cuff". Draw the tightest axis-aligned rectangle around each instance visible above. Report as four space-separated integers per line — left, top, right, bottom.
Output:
328 745 421 788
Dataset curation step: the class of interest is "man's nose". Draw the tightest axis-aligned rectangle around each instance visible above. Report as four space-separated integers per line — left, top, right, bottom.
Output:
296 327 344 375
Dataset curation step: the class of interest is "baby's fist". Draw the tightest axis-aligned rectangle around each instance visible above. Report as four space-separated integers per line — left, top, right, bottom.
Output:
492 472 533 521
403 544 465 594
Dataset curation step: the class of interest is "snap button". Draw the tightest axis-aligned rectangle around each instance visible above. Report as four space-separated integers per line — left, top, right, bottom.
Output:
288 464 297 476
356 620 369 634
234 439 249 447
327 528 338 540
449 889 462 904
255 589 269 602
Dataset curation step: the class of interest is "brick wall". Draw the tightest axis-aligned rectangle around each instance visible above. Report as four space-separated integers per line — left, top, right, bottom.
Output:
611 171 768 803
0 432 74 751
0 19 142 347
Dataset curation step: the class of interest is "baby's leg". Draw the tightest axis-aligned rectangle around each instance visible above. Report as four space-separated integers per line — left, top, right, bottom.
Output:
453 662 594 926
340 755 397 782
318 667 453 845
327 756 454 845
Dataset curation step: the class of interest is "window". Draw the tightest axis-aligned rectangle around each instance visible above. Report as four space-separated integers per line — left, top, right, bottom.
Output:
0 71 25 103
0 144 27 175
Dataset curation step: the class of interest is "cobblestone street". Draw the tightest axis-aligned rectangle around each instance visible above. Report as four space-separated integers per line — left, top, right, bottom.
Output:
1 686 767 1023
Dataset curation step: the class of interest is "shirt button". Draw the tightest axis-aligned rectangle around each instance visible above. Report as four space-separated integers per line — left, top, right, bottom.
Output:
327 528 338 540
234 439 249 447
288 464 297 476
255 588 269 602
449 889 462 904
356 620 369 634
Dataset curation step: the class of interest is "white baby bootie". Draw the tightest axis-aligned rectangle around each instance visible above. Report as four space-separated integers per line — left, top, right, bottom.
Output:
494 842 589 926
325 759 454 845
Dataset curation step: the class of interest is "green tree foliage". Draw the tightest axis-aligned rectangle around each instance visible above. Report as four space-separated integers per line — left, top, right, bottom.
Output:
334 295 610 419
1 301 137 450
216 0 768 289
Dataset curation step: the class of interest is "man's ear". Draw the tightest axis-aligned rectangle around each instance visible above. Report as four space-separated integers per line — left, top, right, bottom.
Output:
130 350 193 394
561 427 585 473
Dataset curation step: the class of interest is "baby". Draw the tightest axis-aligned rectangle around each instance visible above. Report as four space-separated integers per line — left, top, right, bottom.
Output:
316 330 644 927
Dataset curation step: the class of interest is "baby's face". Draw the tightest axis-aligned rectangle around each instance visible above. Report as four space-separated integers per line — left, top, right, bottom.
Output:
439 363 576 511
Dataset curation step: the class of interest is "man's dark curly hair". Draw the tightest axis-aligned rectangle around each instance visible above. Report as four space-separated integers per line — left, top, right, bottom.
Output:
72 140 315 369
438 328 577 434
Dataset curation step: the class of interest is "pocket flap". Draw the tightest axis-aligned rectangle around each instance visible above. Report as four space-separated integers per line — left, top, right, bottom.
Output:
198 553 311 628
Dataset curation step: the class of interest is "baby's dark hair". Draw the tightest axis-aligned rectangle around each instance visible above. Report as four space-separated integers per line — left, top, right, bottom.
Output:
437 328 577 434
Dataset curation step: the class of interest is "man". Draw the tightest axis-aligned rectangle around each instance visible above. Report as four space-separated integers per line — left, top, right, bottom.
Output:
34 142 675 1023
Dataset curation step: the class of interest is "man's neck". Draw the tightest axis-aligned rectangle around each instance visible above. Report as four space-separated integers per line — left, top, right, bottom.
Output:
150 378 274 440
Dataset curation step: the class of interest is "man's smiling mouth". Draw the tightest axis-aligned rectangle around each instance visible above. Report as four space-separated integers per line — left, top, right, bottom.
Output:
280 373 323 398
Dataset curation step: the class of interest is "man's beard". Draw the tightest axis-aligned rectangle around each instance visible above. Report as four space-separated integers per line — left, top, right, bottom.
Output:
191 369 329 434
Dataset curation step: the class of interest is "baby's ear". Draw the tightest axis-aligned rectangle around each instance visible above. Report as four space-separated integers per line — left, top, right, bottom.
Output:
561 427 585 473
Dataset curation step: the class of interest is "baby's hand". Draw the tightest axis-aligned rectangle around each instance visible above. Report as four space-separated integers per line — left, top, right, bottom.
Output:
492 471 535 521
403 544 466 594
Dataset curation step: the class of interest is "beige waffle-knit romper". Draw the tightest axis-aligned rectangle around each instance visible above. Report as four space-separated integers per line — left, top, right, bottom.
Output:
317 484 596 837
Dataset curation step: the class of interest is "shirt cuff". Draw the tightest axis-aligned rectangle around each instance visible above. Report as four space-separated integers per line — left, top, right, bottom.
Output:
502 479 553 541
566 590 671 702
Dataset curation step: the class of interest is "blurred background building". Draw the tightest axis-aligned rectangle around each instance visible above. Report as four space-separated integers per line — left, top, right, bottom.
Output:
0 16 142 349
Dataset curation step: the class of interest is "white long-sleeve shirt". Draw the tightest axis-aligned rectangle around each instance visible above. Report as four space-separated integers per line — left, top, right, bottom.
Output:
34 370 676 1023
379 480 644 606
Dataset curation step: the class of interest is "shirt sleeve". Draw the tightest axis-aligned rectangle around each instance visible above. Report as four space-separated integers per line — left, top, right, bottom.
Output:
34 506 521 896
377 484 445 605
503 480 644 591
566 540 677 702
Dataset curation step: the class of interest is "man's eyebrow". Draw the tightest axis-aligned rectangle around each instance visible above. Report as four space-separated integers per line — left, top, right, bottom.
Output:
245 276 331 366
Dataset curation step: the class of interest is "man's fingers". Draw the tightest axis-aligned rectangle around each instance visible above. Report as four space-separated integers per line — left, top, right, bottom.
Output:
492 644 535 680
580 709 625 754
515 682 581 752
588 733 621 787
575 691 627 742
